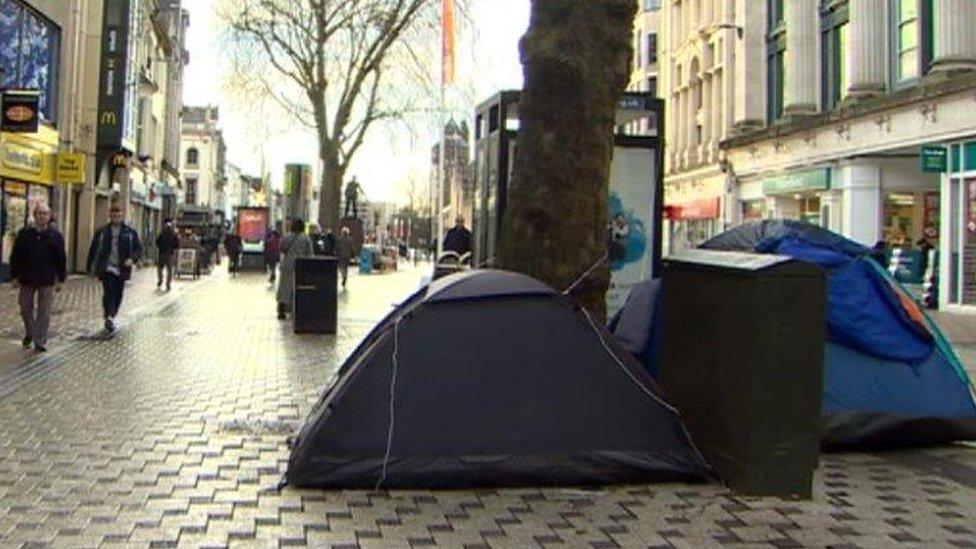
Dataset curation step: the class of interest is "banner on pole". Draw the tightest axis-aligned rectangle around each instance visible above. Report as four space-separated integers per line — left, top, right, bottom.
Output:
442 0 455 86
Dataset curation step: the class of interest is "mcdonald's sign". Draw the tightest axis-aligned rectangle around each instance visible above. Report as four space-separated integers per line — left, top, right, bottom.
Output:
96 0 133 151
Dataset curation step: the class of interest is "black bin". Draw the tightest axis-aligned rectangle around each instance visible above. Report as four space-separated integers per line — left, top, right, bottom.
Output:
294 257 338 334
659 249 826 498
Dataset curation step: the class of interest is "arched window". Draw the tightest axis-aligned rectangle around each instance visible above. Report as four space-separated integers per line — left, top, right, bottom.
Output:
186 147 199 166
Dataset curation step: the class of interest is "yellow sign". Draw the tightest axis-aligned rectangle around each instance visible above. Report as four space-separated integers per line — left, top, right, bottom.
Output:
4 181 27 195
0 125 59 185
57 152 86 184
100 111 118 125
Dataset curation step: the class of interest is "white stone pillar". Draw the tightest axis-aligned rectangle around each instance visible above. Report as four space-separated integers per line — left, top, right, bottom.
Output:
733 0 767 131
846 0 886 97
784 0 818 115
931 0 976 72
711 70 723 148
839 162 882 246
701 74 713 149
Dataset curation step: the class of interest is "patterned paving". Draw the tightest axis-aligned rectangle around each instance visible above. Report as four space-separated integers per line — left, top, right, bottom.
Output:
0 268 974 548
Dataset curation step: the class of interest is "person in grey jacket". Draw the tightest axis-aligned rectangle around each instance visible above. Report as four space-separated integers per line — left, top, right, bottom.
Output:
276 218 314 319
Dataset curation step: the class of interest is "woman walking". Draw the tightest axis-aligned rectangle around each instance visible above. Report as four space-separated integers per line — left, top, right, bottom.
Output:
276 219 313 319
265 230 281 284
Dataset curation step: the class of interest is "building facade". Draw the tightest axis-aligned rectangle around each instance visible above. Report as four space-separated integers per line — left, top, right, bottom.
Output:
659 0 738 253
720 0 976 311
430 120 472 238
630 1 662 102
179 105 224 210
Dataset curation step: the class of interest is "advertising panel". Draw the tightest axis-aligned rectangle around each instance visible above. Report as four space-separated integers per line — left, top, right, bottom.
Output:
607 144 659 316
237 207 269 253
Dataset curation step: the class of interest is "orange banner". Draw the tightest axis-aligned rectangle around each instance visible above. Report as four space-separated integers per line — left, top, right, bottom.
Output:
442 0 455 86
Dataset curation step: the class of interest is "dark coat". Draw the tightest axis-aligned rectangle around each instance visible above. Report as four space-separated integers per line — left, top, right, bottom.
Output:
156 227 180 257
337 234 354 264
442 226 472 256
9 226 67 287
86 223 143 280
224 234 243 255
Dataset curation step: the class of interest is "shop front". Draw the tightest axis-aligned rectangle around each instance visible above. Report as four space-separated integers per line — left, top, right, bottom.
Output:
0 126 59 280
942 140 976 309
664 196 722 253
759 168 832 228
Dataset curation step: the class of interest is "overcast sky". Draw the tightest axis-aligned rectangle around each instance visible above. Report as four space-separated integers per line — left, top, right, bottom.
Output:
181 0 531 204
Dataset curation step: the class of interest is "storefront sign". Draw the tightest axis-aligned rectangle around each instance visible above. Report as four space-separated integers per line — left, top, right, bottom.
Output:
238 207 270 253
664 197 721 220
3 181 27 195
56 153 86 183
920 145 948 173
1 142 43 174
761 169 831 195
1 90 40 133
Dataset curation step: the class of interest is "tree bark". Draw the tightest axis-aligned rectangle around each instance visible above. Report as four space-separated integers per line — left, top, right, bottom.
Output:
318 148 343 233
498 0 637 321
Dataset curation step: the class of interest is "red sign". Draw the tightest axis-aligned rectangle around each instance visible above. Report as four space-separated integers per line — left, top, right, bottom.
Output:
664 197 721 221
237 207 269 243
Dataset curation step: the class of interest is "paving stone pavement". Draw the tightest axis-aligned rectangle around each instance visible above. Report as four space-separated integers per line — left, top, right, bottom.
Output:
0 266 975 548
0 267 205 375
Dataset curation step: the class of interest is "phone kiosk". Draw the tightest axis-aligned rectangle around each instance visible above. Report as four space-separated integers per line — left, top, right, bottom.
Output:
471 91 665 315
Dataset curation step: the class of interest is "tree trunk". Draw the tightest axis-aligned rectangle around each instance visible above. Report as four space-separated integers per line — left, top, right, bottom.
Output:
317 148 344 234
498 0 637 321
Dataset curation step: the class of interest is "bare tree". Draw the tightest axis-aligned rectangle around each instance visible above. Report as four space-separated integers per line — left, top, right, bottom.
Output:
498 0 637 321
220 0 445 233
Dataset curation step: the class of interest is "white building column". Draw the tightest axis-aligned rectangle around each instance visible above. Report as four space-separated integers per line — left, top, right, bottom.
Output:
931 0 976 72
784 0 818 115
733 0 767 132
838 162 882 246
711 70 723 151
846 0 886 97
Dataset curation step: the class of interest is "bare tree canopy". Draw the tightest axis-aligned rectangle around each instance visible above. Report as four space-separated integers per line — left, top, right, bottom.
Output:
499 0 637 321
219 0 447 232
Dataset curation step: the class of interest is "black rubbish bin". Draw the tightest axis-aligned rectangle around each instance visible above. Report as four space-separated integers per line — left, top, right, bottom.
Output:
659 249 826 498
294 257 338 334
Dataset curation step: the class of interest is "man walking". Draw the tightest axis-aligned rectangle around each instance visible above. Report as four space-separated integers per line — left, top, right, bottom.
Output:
224 231 243 276
336 227 354 289
9 204 66 352
442 216 472 257
156 220 179 291
86 205 143 333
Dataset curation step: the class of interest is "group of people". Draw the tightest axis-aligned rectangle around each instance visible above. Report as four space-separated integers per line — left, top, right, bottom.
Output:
270 220 355 320
9 203 141 352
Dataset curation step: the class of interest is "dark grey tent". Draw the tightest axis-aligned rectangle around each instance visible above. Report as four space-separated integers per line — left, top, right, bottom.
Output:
287 270 710 489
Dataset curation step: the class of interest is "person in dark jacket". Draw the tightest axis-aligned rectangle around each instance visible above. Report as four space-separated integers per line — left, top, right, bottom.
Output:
155 220 179 291
336 227 354 289
224 232 243 276
323 228 337 256
265 230 281 283
442 216 472 256
9 204 66 352
86 204 143 333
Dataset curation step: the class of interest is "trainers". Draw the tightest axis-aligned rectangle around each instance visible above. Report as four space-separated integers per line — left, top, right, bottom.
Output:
34 344 46 353
104 318 115 333
21 336 31 349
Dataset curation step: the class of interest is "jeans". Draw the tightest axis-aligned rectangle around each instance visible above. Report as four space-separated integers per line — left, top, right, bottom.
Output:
267 260 278 283
19 285 54 347
102 273 125 319
157 254 174 288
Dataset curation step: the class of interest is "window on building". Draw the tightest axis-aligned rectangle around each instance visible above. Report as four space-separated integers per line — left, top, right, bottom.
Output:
644 0 661 10
648 76 657 96
766 0 786 122
0 0 60 121
647 33 658 65
185 177 198 205
186 147 199 167
890 0 934 85
821 1 850 110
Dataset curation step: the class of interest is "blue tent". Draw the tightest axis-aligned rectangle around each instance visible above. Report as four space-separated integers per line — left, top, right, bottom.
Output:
613 220 976 449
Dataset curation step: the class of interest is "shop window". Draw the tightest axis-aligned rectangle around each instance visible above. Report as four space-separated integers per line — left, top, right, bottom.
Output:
965 141 976 172
821 0 849 110
766 0 786 123
0 0 60 121
884 193 916 245
890 0 934 87
185 177 197 205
